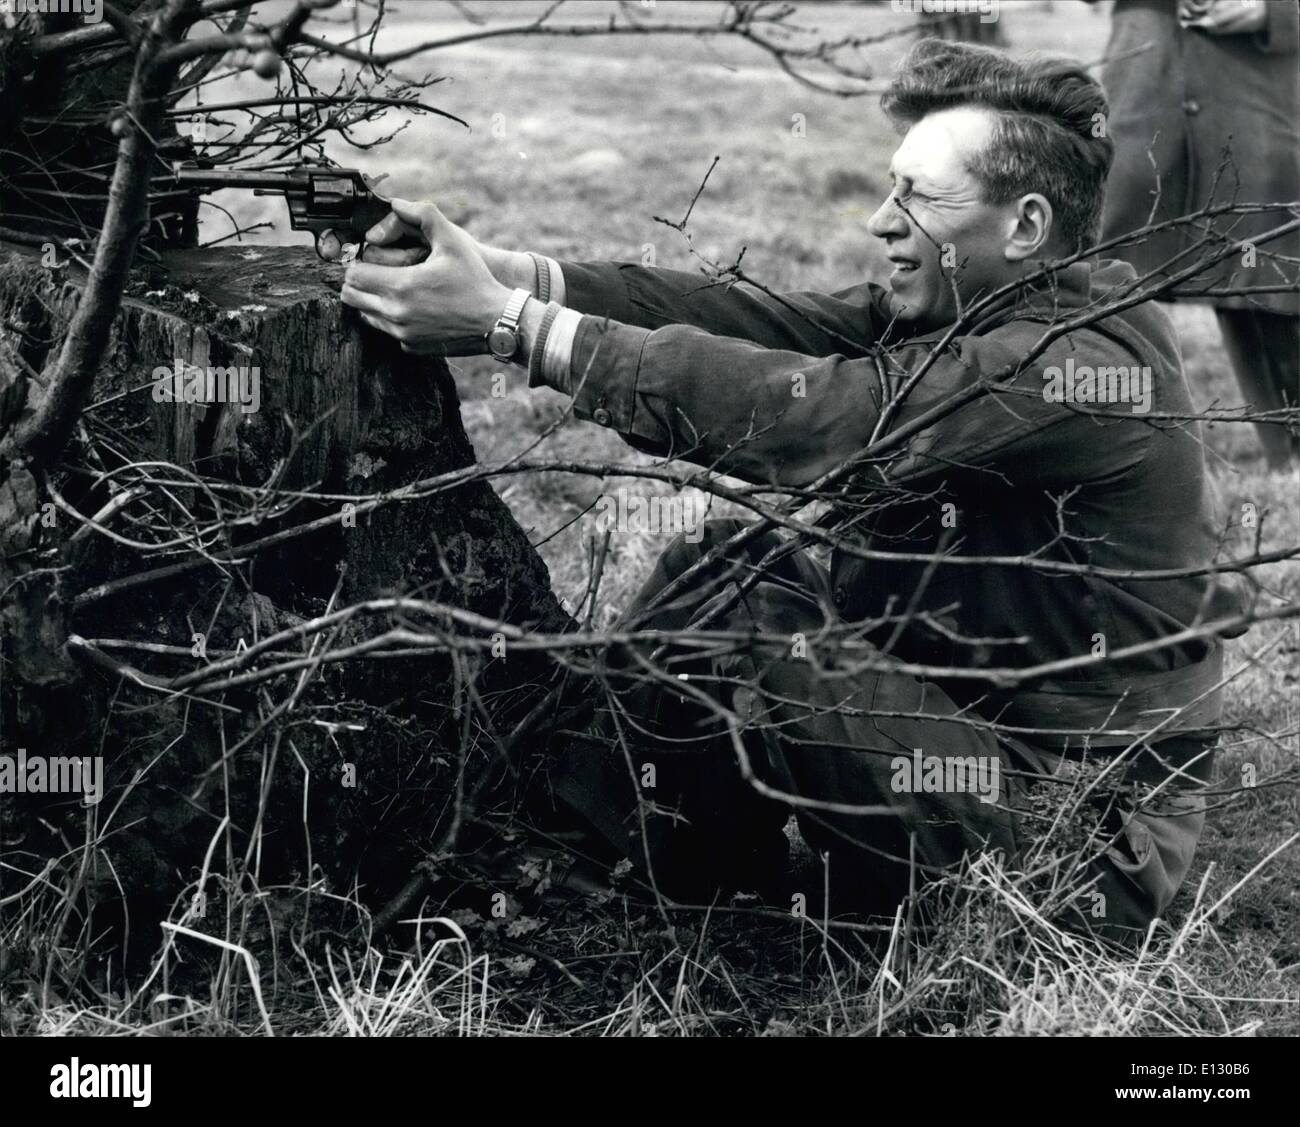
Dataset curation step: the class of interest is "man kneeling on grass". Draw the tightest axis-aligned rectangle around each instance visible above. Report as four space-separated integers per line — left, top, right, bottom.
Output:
323 40 1246 937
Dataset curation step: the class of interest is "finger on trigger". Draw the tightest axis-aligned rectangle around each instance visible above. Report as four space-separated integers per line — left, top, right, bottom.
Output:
317 229 342 261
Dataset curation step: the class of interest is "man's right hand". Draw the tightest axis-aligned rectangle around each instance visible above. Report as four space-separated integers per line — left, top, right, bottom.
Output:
318 209 536 292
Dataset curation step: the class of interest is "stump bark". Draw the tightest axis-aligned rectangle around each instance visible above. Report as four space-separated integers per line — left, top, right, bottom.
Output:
0 244 574 954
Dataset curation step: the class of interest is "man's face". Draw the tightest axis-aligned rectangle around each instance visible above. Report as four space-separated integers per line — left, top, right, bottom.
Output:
867 106 1024 330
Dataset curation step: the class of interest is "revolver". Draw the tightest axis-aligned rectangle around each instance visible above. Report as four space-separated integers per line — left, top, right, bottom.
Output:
170 162 425 260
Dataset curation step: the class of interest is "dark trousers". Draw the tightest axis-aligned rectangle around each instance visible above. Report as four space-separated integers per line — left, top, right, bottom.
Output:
551 521 1213 933
1216 309 1299 468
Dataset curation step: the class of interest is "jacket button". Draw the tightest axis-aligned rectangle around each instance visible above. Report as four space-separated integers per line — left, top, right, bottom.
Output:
832 585 847 609
1182 99 1200 115
593 408 611 426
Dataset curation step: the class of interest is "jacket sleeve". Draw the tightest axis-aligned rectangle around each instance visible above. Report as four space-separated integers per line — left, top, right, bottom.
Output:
557 260 892 358
1257 0 1299 54
557 311 1152 490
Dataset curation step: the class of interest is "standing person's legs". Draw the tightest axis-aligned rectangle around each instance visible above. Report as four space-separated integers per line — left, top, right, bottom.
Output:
1216 308 1300 468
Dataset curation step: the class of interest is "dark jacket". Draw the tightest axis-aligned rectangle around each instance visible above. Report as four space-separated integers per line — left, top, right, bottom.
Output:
547 258 1245 744
1098 0 1299 314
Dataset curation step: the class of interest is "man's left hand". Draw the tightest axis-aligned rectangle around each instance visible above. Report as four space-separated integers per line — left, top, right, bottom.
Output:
340 198 513 355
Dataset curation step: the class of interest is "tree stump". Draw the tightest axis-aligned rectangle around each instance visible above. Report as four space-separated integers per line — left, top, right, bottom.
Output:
0 244 574 963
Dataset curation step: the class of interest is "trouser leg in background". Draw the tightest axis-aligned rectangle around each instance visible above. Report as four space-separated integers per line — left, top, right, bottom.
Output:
1216 308 1300 468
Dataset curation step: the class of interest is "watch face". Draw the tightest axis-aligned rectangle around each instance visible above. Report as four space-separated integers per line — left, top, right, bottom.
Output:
488 326 517 359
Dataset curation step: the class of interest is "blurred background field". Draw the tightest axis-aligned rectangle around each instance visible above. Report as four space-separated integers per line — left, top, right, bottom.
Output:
188 1 1298 1032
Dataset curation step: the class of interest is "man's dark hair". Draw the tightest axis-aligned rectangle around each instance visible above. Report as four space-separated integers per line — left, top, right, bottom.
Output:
881 39 1114 254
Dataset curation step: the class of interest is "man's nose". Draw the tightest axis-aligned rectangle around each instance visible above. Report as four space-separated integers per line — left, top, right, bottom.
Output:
867 194 907 240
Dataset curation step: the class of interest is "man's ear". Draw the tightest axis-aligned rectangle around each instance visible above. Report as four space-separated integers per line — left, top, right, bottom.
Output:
1005 193 1053 261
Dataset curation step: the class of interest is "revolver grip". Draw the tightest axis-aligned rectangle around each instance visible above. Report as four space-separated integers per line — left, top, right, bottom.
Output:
311 195 430 263
353 196 392 234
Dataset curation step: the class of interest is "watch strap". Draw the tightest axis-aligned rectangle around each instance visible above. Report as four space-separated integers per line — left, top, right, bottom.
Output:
487 287 532 361
498 287 530 333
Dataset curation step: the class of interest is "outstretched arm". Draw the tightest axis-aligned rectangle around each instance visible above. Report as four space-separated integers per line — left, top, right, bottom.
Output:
337 200 1146 490
539 305 1150 489
326 205 892 356
551 259 891 357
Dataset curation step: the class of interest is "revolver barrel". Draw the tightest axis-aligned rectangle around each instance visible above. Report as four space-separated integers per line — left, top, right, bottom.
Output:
170 164 392 255
172 169 310 193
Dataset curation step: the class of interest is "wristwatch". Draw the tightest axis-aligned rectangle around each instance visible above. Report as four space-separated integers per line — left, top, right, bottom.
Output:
486 288 531 363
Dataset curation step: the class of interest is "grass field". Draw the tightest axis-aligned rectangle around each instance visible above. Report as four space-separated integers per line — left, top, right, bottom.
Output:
23 1 1296 1037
